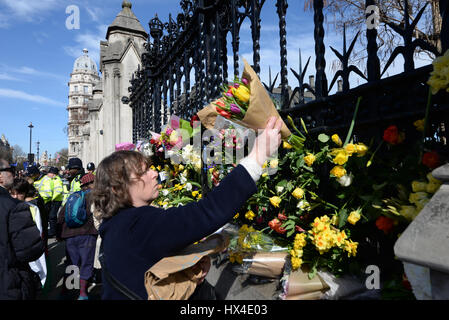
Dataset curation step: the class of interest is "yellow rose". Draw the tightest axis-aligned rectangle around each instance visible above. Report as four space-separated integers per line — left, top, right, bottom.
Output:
269 159 279 168
333 150 349 165
331 134 342 147
292 187 305 199
330 165 346 178
411 181 427 192
355 143 368 157
344 143 357 156
245 210 256 220
269 196 281 208
304 153 316 167
347 210 361 225
283 141 293 149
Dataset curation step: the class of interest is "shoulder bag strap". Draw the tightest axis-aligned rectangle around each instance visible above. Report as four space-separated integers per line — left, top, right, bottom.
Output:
98 242 143 300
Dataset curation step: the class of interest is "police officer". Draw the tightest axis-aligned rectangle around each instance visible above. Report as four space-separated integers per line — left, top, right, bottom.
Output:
87 162 95 175
47 167 63 238
30 166 54 237
65 158 85 202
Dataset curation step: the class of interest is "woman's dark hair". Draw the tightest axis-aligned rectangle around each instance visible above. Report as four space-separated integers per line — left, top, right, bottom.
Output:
10 178 38 198
90 150 152 220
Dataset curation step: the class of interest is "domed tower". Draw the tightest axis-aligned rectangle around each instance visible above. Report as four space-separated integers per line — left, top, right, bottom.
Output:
67 48 100 163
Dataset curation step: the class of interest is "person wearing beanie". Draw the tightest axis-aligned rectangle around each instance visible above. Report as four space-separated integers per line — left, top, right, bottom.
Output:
56 171 98 300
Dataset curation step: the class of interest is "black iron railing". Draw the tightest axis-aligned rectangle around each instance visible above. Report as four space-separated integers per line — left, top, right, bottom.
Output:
127 0 449 157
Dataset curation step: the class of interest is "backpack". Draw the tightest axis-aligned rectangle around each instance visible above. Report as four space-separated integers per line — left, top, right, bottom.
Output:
64 190 90 228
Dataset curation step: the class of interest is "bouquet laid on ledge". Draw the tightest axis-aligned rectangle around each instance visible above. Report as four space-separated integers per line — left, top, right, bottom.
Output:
197 59 304 150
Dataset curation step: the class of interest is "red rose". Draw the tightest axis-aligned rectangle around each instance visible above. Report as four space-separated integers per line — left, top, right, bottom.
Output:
422 151 440 169
190 114 200 128
376 216 395 234
383 125 404 145
278 211 287 221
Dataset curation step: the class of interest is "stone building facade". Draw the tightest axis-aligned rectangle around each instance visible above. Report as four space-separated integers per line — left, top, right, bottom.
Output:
67 1 147 167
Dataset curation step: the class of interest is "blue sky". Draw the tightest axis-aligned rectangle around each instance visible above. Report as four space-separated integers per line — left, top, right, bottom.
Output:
0 0 433 163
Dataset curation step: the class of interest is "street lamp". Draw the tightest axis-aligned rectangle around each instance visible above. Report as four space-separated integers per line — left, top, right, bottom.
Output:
28 122 34 163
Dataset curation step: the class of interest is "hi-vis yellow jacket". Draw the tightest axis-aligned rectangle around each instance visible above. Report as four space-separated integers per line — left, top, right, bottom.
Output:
33 176 53 204
51 175 64 202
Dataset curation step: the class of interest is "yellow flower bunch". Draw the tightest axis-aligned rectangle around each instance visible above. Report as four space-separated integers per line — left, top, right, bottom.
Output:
290 233 307 270
427 49 449 94
308 215 357 257
229 252 244 264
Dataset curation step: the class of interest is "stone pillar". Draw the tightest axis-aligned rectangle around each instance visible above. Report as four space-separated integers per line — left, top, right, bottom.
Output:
394 163 449 300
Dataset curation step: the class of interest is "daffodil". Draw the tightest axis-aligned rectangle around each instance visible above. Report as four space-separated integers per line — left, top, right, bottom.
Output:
333 150 349 165
355 143 368 157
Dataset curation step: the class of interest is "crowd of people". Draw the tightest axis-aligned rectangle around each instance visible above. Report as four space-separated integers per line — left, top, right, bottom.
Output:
0 116 282 300
0 156 100 300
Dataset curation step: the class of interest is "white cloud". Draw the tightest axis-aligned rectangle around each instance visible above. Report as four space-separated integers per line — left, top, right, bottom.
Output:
0 88 65 107
0 0 59 17
63 24 108 67
0 73 23 81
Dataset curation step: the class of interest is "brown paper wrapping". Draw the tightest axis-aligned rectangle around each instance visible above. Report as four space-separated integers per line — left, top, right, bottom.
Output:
246 252 287 278
284 267 330 300
197 59 292 139
144 234 229 300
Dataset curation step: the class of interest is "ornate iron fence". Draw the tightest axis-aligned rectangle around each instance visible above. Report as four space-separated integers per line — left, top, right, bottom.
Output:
127 0 449 158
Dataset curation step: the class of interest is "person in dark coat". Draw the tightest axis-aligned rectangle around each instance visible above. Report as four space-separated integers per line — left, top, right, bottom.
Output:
92 117 283 300
0 158 45 299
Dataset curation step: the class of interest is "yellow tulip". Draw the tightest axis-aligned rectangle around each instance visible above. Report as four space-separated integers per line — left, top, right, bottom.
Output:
232 85 250 103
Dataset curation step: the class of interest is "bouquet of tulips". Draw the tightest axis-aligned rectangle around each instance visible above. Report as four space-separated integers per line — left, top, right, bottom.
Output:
198 59 304 150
